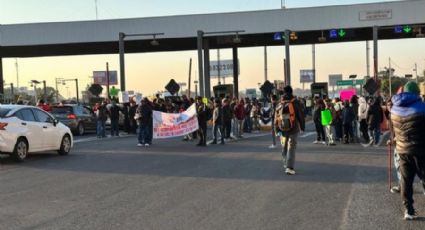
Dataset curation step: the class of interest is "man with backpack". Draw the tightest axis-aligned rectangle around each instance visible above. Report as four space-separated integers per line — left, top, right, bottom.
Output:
275 86 305 175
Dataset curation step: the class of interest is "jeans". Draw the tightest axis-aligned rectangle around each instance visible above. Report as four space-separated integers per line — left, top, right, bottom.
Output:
325 125 334 144
96 120 106 137
213 124 224 144
368 126 381 144
138 124 149 144
343 123 353 143
110 119 119 136
271 119 276 146
244 117 252 133
334 121 343 141
224 120 232 138
314 122 325 141
399 154 425 211
281 132 298 169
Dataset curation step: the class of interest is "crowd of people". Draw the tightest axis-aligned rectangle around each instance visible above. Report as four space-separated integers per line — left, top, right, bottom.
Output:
29 81 425 220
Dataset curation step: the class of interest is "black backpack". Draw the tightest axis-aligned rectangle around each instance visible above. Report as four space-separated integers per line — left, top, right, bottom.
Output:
205 107 213 121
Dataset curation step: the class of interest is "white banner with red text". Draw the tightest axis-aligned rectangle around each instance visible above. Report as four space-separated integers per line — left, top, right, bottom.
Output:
153 104 199 139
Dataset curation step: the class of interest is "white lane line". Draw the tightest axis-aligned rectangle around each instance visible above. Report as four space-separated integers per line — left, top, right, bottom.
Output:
299 131 316 138
74 134 136 143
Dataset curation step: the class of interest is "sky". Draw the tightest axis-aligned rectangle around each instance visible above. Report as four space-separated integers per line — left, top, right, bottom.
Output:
0 0 424 98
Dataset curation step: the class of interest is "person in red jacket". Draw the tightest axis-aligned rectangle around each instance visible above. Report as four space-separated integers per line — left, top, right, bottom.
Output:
37 99 51 112
234 99 245 138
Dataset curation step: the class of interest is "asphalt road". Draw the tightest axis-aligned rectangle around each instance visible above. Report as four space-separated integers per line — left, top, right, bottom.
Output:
1 125 425 230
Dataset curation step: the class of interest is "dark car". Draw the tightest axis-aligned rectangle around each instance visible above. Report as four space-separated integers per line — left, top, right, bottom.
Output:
51 104 96 136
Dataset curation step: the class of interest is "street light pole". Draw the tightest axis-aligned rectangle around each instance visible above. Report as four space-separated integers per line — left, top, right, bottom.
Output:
75 79 79 104
43 80 47 103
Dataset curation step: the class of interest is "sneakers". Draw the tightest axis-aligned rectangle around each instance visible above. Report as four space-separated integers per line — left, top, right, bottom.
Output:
313 140 319 144
145 143 150 147
137 143 144 147
390 185 400 193
404 209 417 220
269 144 276 149
285 168 296 175
328 142 336 146
321 141 326 145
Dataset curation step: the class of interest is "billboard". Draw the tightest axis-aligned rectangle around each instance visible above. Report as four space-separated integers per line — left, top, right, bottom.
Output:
329 74 343 86
93 71 118 85
210 60 239 77
300 70 314 83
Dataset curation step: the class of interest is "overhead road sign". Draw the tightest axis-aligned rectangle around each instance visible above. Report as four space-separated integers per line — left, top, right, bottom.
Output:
336 79 365 86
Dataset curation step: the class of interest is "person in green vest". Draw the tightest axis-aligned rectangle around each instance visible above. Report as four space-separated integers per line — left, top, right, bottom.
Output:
323 99 336 146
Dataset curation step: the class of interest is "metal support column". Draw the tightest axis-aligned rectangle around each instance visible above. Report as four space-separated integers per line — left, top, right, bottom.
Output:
118 32 126 91
285 30 291 86
312 44 316 83
197 30 204 97
43 80 47 103
366 41 370 78
0 58 4 97
264 46 268 82
233 46 239 99
75 79 80 104
203 39 211 98
373 26 379 81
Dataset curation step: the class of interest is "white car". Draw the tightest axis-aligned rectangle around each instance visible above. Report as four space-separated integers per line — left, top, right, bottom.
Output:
0 105 73 161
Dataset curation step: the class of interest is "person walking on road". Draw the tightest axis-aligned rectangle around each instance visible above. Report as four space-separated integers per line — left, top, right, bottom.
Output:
275 86 305 175
390 81 425 220
270 95 278 148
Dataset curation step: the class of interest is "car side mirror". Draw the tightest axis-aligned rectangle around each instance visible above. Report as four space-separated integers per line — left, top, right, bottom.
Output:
53 119 58 127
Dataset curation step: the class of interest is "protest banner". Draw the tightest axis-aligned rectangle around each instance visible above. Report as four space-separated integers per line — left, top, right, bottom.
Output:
153 104 199 139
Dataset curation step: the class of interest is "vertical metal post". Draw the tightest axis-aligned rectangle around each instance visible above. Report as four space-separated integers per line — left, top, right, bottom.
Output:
195 83 198 97
55 78 59 103
119 32 126 92
43 80 47 103
366 41 370 78
415 63 418 83
197 30 204 97
285 30 291 86
232 46 239 98
389 57 392 98
373 26 379 81
283 59 287 85
264 46 268 82
15 58 19 89
188 58 192 97
10 83 14 103
0 58 4 97
75 79 79 104
217 49 221 85
33 84 37 105
203 39 211 98
312 44 316 83
106 62 110 99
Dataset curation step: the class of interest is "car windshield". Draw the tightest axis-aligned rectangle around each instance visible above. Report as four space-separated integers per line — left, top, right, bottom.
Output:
51 106 73 114
0 108 11 118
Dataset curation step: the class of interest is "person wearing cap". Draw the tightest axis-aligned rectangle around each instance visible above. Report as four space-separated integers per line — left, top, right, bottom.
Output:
391 81 425 220
274 85 305 175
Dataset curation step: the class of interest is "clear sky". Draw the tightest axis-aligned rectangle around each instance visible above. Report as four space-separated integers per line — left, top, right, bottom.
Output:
0 0 424 97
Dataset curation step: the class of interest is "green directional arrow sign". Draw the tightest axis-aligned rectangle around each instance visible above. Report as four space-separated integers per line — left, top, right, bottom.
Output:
338 29 346 38
403 26 412 33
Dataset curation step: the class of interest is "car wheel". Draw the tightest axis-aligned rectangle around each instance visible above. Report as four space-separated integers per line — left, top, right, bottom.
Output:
58 135 72 155
12 138 28 162
77 123 85 136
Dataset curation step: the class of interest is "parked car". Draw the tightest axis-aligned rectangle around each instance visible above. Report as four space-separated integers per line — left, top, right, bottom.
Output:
0 105 73 162
51 104 97 136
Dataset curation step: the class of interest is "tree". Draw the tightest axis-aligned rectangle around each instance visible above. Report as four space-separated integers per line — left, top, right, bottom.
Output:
381 76 408 96
88 84 103 97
